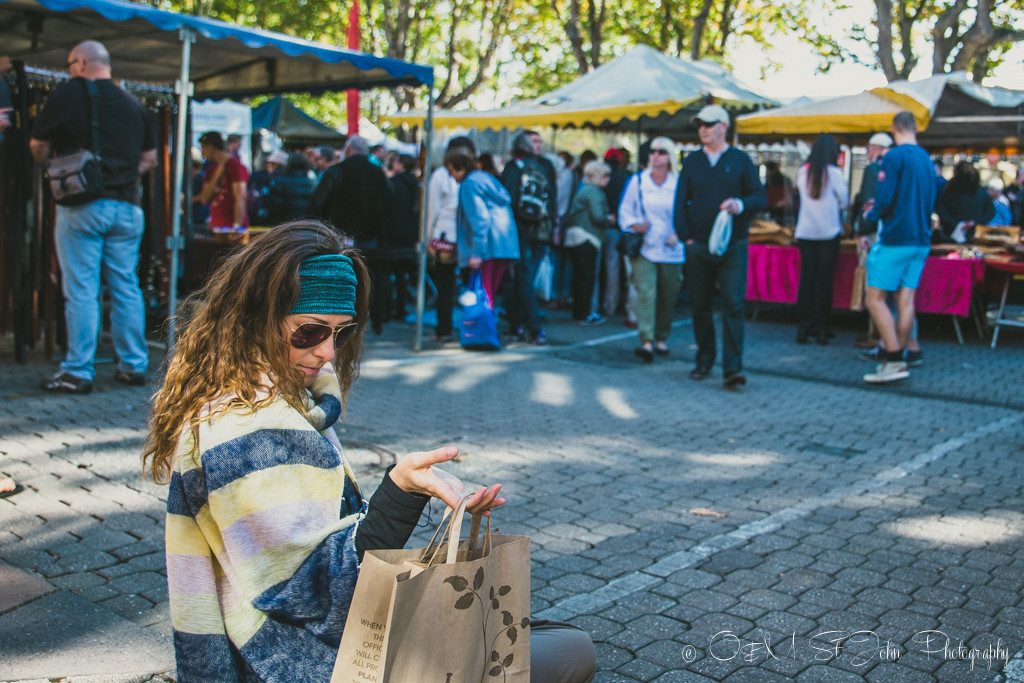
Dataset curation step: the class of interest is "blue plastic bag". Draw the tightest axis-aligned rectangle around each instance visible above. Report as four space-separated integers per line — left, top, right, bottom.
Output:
459 270 501 350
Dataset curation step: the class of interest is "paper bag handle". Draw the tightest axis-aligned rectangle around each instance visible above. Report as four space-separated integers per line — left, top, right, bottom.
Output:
419 494 490 566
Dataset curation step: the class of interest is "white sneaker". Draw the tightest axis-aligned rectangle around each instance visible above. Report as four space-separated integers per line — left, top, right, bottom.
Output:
864 361 909 384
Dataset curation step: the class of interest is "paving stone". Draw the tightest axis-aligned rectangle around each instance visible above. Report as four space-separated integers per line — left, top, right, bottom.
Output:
698 551 763 575
595 642 635 670
616 657 667 681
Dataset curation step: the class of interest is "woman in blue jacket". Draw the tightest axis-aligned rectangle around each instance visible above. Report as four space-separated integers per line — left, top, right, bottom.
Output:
456 150 521 303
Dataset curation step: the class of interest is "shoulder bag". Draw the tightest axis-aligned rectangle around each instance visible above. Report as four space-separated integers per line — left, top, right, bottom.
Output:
45 80 105 206
616 171 646 258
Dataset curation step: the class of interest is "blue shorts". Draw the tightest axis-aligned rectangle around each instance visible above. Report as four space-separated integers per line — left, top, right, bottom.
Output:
866 244 930 291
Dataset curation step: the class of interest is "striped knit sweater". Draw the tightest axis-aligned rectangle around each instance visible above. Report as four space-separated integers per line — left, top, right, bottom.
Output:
165 373 425 682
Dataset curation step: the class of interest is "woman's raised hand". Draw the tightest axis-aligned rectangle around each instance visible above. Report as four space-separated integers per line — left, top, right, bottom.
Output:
389 447 505 515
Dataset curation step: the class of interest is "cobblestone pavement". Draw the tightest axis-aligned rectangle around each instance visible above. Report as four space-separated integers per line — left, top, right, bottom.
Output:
1 302 1022 682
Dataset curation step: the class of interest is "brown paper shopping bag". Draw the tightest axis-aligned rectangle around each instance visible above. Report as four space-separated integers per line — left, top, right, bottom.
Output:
850 243 869 311
332 496 530 683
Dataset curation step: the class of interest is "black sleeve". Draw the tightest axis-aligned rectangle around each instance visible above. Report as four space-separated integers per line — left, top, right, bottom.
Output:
31 81 81 144
0 79 11 109
543 159 558 219
979 190 995 225
355 465 429 560
739 153 767 214
934 188 955 233
500 162 520 209
674 164 691 241
138 99 156 152
308 167 338 220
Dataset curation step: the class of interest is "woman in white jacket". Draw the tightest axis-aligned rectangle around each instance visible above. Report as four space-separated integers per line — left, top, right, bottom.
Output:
619 136 684 362
427 142 473 342
795 134 850 345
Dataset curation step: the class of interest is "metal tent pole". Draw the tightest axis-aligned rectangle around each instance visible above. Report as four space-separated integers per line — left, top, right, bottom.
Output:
167 28 195 348
413 87 436 352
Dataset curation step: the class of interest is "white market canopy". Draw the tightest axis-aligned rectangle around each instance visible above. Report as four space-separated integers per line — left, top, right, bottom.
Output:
1 0 436 346
736 72 1024 149
384 44 776 134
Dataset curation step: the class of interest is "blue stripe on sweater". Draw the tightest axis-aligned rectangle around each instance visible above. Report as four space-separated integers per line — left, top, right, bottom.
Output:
174 630 256 682
167 468 209 517
203 430 340 493
317 394 342 429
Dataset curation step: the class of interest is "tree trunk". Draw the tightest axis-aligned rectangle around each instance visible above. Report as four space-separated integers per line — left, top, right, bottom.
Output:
930 0 968 74
690 0 713 61
874 0 898 81
587 0 606 69
552 0 591 74
952 0 995 73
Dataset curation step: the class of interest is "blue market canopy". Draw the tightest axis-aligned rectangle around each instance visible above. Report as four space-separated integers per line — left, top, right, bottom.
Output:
252 96 347 145
0 0 434 97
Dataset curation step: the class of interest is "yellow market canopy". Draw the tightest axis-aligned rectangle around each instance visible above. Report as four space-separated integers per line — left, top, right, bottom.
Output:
384 44 776 134
736 72 1024 149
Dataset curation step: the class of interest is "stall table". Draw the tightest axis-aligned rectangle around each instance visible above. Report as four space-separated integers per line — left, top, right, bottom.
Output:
984 259 1024 348
746 244 986 343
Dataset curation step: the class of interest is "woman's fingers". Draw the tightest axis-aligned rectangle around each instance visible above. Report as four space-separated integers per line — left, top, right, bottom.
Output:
464 484 505 515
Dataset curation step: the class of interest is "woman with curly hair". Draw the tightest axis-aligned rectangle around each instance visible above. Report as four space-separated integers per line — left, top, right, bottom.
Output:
144 220 593 682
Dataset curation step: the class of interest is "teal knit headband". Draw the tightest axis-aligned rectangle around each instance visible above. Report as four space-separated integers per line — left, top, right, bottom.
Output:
290 254 358 316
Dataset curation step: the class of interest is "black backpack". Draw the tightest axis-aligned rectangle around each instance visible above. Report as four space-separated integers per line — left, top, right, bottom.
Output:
515 158 550 223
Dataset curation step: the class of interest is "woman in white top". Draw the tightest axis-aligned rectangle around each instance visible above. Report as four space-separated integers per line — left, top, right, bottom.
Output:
795 134 850 345
619 136 684 362
427 146 469 341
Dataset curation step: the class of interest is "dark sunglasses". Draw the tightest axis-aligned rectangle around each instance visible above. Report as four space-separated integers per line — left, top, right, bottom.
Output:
695 120 719 129
650 148 670 155
289 321 359 349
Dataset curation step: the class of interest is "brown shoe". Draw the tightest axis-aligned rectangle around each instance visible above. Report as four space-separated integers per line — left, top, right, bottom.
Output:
854 334 879 349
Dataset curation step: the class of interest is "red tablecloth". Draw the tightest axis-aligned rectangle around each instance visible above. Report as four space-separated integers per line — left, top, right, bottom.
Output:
746 244 985 317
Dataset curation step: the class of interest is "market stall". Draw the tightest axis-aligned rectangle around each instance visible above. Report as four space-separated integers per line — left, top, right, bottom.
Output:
735 72 1024 151
383 44 776 138
0 0 435 356
746 244 986 343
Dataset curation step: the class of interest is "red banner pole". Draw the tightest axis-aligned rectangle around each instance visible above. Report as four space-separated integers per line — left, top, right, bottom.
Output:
346 0 360 135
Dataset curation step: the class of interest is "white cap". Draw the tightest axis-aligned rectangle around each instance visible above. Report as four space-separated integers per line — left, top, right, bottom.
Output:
868 133 893 148
267 150 288 166
692 104 730 127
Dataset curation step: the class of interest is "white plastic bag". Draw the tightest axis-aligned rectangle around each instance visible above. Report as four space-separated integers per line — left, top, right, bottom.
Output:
533 253 553 301
709 209 733 256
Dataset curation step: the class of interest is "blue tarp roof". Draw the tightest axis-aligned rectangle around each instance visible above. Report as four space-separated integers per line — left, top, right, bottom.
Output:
0 0 434 97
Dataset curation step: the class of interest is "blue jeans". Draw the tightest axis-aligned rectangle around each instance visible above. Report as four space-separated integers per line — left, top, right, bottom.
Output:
508 239 547 334
55 199 149 380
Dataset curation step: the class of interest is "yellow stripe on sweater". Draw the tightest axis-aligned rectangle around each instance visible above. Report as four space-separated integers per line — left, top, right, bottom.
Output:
165 513 213 556
198 397 315 453
206 464 345 529
169 593 231 635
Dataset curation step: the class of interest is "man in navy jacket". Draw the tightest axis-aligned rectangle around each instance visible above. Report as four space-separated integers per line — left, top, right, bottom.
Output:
674 105 766 388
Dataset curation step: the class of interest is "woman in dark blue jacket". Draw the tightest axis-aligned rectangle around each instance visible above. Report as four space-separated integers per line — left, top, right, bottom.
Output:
266 153 319 225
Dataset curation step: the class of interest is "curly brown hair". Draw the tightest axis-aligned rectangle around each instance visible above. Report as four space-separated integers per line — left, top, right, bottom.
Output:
142 220 370 484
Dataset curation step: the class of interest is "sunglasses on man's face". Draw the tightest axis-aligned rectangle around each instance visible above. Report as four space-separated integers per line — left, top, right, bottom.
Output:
650 149 670 155
696 121 719 129
289 321 359 350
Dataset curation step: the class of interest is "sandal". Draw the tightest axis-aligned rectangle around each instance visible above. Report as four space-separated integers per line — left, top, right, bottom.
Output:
0 477 23 499
654 344 670 356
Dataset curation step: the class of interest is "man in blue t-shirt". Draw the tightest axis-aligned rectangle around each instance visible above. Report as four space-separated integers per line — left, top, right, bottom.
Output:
860 111 935 384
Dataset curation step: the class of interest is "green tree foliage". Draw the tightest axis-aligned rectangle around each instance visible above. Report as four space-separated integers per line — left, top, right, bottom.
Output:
806 0 1024 82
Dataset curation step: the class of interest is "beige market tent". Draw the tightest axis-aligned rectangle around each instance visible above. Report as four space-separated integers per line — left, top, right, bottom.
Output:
384 44 776 134
736 72 1024 149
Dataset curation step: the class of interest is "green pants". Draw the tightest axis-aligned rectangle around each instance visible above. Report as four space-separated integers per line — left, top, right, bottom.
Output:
630 256 682 344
